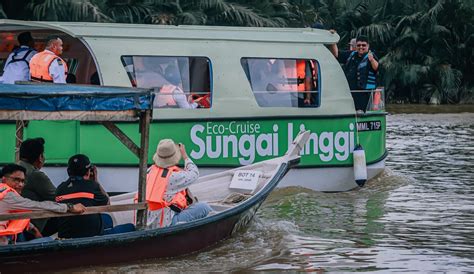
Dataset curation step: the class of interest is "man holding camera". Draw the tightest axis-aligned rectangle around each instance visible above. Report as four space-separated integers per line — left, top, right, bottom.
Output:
55 154 110 238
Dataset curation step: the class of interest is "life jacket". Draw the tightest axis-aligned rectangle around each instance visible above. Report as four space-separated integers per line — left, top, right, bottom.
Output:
296 60 306 92
55 192 94 202
5 47 35 67
29 50 68 82
0 183 30 241
145 165 189 227
346 51 377 90
192 93 211 108
155 84 178 107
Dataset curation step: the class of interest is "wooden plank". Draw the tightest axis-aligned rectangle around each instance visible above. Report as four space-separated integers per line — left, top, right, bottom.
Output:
0 203 147 222
0 110 140 121
136 109 151 230
101 121 140 157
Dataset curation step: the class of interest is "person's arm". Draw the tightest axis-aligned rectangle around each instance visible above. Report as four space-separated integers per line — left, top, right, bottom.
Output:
368 51 379 71
49 59 67 83
4 191 67 213
28 171 57 202
4 192 85 213
92 181 110 206
173 87 198 109
165 145 199 197
327 29 338 58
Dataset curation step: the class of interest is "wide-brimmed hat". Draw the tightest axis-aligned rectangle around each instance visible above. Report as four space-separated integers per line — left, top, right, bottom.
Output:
152 139 181 168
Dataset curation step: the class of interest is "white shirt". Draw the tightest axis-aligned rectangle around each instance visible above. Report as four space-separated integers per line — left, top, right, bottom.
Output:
147 158 199 228
0 190 67 245
2 46 37 84
172 86 198 109
44 50 67 84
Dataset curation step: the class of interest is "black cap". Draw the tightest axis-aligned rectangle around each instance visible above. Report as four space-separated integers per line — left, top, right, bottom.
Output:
67 154 92 177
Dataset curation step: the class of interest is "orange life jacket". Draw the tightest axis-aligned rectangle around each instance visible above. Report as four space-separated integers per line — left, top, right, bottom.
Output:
29 50 68 82
145 165 189 227
0 183 30 240
296 60 306 92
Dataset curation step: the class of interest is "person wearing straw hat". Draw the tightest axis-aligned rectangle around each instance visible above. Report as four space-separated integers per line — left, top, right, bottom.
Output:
146 139 212 228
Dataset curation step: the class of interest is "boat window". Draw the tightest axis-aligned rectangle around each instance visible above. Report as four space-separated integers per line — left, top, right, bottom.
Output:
0 31 99 85
241 58 320 108
121 56 212 109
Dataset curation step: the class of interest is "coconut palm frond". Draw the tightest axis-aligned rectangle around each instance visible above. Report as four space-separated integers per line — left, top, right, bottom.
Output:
197 0 227 11
108 4 153 23
0 5 7 19
432 24 451 35
177 11 207 25
70 0 112 22
218 3 284 27
422 0 445 24
395 12 423 31
357 22 394 44
28 0 110 22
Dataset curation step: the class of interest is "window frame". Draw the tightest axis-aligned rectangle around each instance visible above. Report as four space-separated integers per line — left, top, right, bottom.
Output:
240 57 321 108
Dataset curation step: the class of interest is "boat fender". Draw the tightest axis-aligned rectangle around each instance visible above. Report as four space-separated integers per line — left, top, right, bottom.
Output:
353 144 367 187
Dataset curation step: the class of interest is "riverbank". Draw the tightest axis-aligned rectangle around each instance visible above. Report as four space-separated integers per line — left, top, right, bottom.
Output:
386 104 474 114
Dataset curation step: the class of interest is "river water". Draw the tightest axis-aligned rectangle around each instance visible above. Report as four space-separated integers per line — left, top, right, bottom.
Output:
87 113 474 272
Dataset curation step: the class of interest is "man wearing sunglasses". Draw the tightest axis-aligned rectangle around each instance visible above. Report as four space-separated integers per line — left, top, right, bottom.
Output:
345 35 379 91
343 35 379 111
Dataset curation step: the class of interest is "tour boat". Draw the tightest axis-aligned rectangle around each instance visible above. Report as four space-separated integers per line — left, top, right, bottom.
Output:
0 19 387 192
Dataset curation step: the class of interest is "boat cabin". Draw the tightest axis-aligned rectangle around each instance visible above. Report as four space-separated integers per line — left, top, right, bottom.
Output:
0 19 363 116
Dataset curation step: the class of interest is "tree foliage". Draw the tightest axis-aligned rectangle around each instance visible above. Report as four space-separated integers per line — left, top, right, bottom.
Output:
1 0 472 103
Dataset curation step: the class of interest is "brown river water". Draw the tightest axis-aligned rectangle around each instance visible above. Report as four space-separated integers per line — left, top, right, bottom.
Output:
77 112 474 273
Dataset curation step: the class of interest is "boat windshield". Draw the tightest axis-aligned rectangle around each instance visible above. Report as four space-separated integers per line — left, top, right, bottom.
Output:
241 58 320 108
121 56 212 109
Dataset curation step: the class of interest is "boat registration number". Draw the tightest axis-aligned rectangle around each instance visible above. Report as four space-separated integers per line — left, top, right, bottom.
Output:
357 120 382 131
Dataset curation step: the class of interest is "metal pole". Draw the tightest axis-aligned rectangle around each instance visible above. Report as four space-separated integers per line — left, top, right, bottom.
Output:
136 109 151 230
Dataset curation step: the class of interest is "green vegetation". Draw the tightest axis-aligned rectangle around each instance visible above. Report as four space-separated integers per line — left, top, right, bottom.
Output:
1 0 472 103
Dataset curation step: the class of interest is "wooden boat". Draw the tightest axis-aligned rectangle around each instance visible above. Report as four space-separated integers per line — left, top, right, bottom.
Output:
0 83 309 272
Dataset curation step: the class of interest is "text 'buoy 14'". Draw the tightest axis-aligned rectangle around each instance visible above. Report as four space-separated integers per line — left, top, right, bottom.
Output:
353 144 367 187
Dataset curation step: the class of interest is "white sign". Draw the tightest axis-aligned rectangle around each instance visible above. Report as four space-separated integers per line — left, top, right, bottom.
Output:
229 170 262 194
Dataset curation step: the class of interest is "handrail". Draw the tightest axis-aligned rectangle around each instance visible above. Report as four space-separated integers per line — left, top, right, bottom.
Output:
0 203 147 222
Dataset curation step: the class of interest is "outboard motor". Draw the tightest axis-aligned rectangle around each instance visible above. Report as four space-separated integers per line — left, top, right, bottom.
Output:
353 144 367 187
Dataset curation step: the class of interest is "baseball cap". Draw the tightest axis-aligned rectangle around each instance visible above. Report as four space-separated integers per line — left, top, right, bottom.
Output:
67 154 92 176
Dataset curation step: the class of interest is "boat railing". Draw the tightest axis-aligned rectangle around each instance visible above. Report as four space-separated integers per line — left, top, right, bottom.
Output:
0 203 147 222
350 87 385 113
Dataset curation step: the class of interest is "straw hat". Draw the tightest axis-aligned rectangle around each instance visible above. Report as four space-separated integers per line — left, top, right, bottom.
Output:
152 139 181 168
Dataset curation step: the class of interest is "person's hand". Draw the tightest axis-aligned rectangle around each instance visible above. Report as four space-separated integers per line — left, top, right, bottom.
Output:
179 143 188 160
28 224 43 238
304 98 311 105
69 203 86 214
90 165 98 181
368 51 375 62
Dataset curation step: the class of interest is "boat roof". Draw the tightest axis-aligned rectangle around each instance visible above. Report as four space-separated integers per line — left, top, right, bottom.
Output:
0 19 339 44
0 83 153 121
